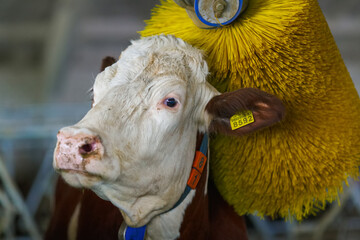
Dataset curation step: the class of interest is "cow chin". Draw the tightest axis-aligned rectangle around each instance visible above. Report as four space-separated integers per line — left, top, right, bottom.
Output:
99 187 170 228
58 169 104 189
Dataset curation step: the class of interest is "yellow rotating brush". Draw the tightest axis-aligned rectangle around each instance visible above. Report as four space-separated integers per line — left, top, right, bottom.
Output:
140 0 360 220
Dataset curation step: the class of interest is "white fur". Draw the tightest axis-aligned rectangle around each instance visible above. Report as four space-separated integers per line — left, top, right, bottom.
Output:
146 190 196 239
68 202 81 240
55 35 219 239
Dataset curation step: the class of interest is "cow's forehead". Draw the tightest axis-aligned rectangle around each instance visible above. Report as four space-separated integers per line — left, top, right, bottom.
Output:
96 36 207 90
121 50 190 84
92 35 210 110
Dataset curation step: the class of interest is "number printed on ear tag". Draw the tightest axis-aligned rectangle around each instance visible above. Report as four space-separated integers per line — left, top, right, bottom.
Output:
230 110 255 130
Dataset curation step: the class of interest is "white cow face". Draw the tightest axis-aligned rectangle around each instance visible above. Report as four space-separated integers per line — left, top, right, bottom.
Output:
54 35 285 227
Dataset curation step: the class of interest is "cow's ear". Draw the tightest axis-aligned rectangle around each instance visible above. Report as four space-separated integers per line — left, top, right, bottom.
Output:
100 56 117 72
205 88 285 136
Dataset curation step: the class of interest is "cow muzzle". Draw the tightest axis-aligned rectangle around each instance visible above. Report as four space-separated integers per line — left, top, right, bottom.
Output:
54 127 104 173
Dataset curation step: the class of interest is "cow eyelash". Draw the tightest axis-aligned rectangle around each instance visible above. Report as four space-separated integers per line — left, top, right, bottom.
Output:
87 87 94 96
87 88 94 96
87 88 94 102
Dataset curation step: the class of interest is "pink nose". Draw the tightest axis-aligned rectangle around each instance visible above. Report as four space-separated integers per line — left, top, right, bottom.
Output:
54 130 104 171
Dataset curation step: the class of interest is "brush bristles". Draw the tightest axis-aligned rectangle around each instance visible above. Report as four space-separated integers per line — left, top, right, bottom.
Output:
140 0 360 220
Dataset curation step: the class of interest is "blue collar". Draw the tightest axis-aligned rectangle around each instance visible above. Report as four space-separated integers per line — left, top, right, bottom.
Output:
123 225 146 240
123 133 209 240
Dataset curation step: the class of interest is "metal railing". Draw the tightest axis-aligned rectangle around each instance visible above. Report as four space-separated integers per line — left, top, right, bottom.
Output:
0 103 89 239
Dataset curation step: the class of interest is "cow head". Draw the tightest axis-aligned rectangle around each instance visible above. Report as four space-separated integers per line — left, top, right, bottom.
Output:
53 35 284 227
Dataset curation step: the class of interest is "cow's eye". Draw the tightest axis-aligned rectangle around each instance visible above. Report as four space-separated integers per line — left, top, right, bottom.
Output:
164 98 178 108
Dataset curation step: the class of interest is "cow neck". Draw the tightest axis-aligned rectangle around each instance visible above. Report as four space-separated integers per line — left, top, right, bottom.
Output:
119 133 209 240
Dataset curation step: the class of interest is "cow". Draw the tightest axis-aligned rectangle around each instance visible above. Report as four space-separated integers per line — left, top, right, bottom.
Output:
46 35 285 240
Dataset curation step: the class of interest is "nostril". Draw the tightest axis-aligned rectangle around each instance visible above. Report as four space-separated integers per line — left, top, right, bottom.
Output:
79 143 95 155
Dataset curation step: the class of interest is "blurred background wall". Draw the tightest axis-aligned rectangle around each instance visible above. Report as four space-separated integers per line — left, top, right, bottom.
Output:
0 0 359 107
0 0 359 239
0 0 159 106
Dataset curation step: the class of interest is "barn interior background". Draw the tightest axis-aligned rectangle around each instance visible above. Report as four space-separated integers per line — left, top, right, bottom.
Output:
0 0 359 239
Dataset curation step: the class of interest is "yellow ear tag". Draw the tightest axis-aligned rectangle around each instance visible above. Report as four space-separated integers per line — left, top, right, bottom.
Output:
230 110 255 130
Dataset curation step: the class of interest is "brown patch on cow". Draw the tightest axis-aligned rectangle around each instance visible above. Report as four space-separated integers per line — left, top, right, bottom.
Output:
179 133 248 239
208 179 248 240
76 189 123 239
179 152 210 239
100 56 117 71
44 178 83 240
205 88 285 136
45 177 124 240
179 160 248 240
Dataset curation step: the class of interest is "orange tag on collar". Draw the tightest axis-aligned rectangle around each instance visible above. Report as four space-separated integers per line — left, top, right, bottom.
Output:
192 151 207 173
187 169 201 189
187 151 208 189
